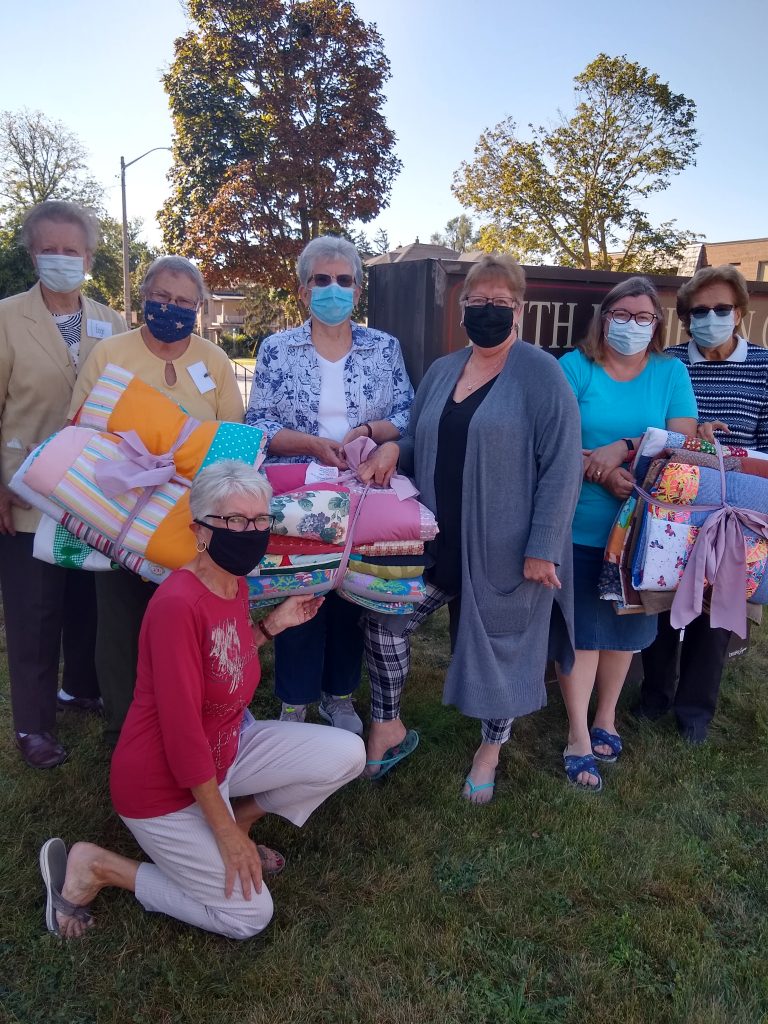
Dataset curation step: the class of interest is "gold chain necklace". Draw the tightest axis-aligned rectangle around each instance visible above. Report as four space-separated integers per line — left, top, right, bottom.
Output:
465 351 508 391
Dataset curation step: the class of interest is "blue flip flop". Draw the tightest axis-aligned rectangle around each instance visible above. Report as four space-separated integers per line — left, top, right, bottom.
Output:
462 775 496 803
590 727 623 763
563 752 603 793
364 729 419 780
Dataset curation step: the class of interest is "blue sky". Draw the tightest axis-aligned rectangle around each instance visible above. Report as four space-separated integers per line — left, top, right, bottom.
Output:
1 0 765 253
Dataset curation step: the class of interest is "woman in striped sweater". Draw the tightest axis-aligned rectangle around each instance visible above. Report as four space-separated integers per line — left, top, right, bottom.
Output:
638 265 768 742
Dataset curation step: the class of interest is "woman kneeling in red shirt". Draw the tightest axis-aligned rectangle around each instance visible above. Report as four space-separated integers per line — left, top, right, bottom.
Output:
39 460 365 939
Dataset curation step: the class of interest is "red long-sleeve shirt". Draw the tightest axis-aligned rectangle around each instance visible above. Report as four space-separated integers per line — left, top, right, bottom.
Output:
110 570 261 819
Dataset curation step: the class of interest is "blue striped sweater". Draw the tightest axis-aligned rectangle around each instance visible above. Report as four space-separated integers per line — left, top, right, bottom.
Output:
667 338 768 453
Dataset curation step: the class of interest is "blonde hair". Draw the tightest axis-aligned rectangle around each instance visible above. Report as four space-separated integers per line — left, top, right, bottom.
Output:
459 254 526 305
581 276 665 364
677 265 749 336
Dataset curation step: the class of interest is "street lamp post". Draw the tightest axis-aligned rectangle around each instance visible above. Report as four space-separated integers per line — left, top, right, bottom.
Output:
120 147 171 324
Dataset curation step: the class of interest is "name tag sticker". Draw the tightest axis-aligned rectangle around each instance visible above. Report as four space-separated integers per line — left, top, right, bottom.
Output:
187 361 216 394
86 319 113 340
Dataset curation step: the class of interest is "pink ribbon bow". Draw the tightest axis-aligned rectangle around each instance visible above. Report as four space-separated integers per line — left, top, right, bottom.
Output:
341 436 418 500
94 421 197 498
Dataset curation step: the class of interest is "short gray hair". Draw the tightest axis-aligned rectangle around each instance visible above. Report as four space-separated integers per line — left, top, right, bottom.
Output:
189 461 273 521
296 235 363 287
21 200 101 254
140 256 207 303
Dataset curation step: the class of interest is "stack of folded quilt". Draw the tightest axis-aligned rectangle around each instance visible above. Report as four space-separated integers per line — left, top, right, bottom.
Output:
600 427 768 635
12 368 436 614
247 449 437 614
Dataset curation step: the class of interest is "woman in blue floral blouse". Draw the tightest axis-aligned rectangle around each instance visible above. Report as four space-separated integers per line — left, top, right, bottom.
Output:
246 235 414 735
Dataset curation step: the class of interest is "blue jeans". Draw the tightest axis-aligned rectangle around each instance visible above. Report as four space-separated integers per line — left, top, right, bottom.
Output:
274 592 364 704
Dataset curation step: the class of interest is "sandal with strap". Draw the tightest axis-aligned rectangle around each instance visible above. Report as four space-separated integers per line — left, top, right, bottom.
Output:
590 727 623 763
39 838 94 936
364 729 419 780
257 845 286 876
462 775 496 804
563 752 603 793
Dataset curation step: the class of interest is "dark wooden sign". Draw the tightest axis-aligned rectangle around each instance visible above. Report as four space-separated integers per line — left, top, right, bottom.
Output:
369 260 768 386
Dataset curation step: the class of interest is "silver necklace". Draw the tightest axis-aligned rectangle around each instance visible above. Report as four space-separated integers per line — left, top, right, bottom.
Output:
465 351 507 391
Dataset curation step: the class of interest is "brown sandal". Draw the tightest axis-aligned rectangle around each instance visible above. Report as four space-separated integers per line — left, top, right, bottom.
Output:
256 844 286 876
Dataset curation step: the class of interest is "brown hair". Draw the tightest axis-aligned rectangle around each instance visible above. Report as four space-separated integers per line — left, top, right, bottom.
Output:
676 265 749 336
581 276 666 364
459 254 526 305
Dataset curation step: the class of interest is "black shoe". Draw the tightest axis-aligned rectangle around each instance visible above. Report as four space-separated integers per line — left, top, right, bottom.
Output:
57 694 103 715
679 726 708 745
15 732 68 769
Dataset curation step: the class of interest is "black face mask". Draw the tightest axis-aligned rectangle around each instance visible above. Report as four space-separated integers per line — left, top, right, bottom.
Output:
197 522 270 577
463 304 515 348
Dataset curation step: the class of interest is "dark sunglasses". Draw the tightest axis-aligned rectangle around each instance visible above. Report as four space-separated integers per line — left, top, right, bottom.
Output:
309 273 355 288
689 304 735 319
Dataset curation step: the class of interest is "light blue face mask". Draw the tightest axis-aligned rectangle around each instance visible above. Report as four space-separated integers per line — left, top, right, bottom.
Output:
36 254 85 293
606 318 653 356
309 282 355 326
690 310 735 349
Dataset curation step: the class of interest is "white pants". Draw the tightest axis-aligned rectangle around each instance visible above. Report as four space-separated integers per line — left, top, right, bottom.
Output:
121 719 365 939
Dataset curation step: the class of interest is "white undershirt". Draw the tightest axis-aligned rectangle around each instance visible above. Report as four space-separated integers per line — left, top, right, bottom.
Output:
316 353 349 442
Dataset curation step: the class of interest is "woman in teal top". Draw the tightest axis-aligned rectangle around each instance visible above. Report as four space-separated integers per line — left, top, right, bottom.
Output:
557 277 697 792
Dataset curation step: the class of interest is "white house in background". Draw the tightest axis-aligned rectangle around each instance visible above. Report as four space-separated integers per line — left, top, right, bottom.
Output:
198 290 247 343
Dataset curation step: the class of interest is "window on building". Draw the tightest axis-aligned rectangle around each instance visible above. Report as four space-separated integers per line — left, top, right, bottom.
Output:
758 262 768 282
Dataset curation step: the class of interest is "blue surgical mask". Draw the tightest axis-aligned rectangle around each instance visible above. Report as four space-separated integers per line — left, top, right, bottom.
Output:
690 310 735 349
606 318 653 356
143 299 197 344
310 283 355 326
36 254 85 293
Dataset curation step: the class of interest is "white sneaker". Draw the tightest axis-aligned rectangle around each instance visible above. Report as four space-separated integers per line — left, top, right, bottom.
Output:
318 693 364 736
279 703 307 724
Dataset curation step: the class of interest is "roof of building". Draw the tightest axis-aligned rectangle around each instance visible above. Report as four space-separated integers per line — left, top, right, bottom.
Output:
365 241 460 266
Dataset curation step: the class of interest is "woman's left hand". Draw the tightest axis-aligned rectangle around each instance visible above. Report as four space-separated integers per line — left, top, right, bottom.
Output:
603 467 635 499
523 557 561 589
268 596 324 633
357 441 400 487
342 425 373 446
583 440 629 483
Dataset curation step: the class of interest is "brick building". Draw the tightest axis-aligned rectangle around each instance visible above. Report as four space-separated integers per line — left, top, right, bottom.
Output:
679 239 768 281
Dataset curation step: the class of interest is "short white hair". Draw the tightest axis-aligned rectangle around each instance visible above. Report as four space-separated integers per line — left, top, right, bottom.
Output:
140 255 207 303
22 200 101 254
189 461 272 520
296 235 363 287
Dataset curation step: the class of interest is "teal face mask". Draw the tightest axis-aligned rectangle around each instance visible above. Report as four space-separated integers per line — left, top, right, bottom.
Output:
309 283 355 326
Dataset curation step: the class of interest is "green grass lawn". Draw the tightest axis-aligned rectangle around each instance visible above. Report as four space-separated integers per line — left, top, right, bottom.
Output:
2 609 768 1024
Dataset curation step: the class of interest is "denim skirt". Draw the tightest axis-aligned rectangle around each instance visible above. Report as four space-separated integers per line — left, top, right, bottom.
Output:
573 544 658 652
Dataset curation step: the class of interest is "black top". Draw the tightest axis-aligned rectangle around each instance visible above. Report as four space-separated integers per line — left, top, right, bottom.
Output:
427 375 498 594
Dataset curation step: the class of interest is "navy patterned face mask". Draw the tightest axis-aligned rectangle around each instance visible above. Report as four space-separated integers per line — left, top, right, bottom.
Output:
143 300 197 343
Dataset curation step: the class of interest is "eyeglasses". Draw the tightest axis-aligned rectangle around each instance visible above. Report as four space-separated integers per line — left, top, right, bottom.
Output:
199 514 275 533
689 304 735 319
464 295 519 309
309 274 356 288
147 290 199 311
605 309 658 326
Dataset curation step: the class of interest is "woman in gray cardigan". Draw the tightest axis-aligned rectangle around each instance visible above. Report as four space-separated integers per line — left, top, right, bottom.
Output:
359 256 583 803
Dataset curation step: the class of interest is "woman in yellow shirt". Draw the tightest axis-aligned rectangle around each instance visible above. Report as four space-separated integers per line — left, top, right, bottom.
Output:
70 256 245 744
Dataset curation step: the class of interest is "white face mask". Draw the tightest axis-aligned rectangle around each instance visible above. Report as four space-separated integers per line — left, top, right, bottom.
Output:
606 318 653 356
36 254 85 293
690 310 736 349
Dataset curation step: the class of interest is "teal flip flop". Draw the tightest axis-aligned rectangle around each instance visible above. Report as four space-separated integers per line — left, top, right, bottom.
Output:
462 775 496 803
364 729 420 780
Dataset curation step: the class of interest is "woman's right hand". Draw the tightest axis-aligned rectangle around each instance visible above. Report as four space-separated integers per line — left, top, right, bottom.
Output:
602 467 635 499
0 482 30 536
308 435 347 469
215 824 264 899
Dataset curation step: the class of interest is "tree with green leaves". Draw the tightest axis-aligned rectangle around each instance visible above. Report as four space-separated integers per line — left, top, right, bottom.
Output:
453 54 700 273
0 109 103 221
430 214 479 254
161 0 401 294
83 216 158 316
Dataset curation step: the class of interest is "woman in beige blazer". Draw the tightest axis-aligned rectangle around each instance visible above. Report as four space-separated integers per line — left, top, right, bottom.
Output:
0 200 126 769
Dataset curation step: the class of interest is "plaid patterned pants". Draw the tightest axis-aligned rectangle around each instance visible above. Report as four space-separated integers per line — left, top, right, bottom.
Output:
363 581 513 745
